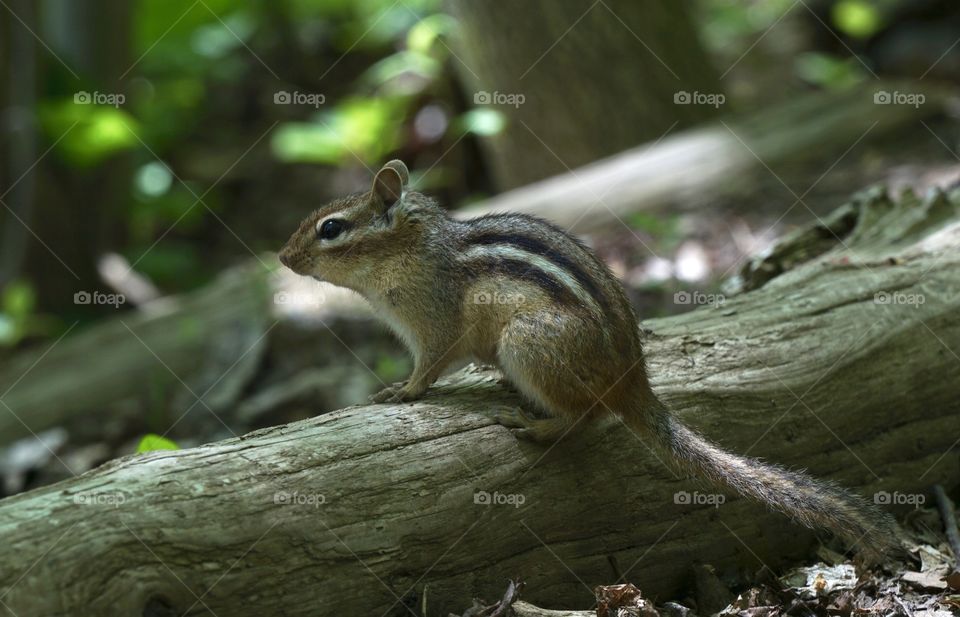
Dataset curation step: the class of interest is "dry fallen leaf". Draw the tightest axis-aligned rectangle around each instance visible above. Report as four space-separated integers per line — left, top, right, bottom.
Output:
780 563 857 599
595 583 658 617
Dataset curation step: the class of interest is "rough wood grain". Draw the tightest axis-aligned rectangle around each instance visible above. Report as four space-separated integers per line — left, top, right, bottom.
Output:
1 189 959 616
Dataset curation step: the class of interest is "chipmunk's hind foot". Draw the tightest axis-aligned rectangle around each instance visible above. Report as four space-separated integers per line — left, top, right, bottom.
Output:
493 406 576 442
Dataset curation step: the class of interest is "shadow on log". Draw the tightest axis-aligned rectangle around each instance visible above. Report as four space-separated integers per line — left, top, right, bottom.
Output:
0 187 959 615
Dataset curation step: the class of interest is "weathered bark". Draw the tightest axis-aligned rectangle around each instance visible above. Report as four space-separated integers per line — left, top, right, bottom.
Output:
0 188 958 615
446 0 722 189
456 84 944 232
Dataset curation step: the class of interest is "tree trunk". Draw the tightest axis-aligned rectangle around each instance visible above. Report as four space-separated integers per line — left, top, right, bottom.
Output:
0 187 958 615
20 0 133 312
446 0 722 189
0 0 37 289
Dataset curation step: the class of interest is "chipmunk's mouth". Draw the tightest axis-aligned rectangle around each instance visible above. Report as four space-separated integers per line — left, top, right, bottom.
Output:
277 250 326 282
278 249 308 275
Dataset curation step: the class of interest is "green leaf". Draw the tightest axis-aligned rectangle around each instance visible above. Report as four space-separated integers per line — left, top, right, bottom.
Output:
832 0 883 39
136 434 180 453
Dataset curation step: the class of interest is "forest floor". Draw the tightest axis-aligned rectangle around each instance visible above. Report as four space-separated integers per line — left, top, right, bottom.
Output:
456 504 960 617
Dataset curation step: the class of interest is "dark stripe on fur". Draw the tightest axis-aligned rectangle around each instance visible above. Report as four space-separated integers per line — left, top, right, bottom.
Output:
463 256 584 310
466 232 611 314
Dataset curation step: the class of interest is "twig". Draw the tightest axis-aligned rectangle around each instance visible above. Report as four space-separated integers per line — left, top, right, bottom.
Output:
455 580 525 617
489 579 525 617
933 484 960 572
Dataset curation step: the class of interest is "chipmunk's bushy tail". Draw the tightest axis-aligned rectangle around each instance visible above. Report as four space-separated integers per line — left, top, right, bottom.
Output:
639 401 901 559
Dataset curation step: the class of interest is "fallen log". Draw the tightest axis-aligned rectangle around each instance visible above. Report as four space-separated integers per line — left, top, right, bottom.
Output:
1 187 959 615
456 84 945 232
0 266 272 445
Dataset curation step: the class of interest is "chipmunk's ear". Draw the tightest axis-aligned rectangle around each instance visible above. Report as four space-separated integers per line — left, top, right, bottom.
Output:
371 159 408 210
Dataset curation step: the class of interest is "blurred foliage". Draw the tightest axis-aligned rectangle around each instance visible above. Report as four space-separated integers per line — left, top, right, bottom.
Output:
6 0 923 344
34 0 457 296
271 5 457 166
698 0 902 90
454 108 505 137
698 0 800 50
273 96 408 164
628 212 683 250
374 354 410 383
794 52 867 88
0 281 61 347
39 102 140 167
0 282 37 346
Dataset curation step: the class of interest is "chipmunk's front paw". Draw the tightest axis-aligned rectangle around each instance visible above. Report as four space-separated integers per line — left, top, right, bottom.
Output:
369 382 420 404
505 427 532 439
370 383 404 403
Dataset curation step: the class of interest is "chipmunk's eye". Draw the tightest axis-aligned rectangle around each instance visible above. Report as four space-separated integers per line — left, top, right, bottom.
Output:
317 219 344 240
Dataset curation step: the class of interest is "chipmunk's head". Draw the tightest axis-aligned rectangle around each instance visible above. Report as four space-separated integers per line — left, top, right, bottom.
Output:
279 160 437 290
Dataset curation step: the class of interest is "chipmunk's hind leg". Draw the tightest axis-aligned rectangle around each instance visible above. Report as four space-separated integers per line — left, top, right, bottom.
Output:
493 311 606 442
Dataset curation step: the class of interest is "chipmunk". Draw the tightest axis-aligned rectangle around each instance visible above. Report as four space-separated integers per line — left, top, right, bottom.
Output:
279 160 901 558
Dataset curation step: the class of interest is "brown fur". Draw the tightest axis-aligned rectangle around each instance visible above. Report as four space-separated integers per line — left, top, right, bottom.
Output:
279 161 902 559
